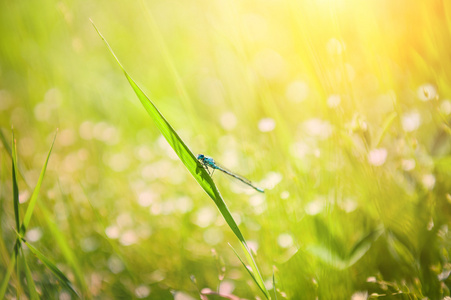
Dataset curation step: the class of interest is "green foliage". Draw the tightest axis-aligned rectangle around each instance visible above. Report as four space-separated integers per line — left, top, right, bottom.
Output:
1 0 451 299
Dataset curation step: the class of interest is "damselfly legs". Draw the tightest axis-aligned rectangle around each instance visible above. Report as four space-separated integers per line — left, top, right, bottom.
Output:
197 154 264 193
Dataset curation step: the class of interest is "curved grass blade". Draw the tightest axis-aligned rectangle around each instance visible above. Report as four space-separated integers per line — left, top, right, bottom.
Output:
20 130 57 235
20 247 40 300
272 271 277 300
0 247 17 299
374 112 397 148
23 241 79 298
92 21 270 299
0 128 30 188
39 203 89 297
11 130 21 298
12 130 20 233
229 244 269 298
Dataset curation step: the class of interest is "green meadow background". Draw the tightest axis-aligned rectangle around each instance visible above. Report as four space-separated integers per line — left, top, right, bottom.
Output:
1 0 451 299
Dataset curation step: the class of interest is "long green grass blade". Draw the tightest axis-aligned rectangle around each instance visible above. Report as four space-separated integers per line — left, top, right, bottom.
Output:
20 130 57 235
0 128 12 158
374 112 397 148
39 203 88 297
230 244 269 298
23 241 79 298
1 128 30 188
20 247 40 300
0 249 17 299
11 131 21 299
12 131 20 232
272 271 277 300
92 21 270 299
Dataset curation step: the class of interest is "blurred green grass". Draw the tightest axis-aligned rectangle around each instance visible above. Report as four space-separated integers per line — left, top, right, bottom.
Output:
1 0 451 299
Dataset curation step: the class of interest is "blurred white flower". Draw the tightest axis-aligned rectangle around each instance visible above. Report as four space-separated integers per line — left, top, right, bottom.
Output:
79 121 94 140
108 255 124 274
247 240 259 253
138 191 154 207
441 99 451 115
253 49 286 80
291 141 310 159
401 159 415 171
81 237 99 252
203 227 223 245
258 117 276 132
277 233 294 248
220 111 237 130
305 197 326 215
326 38 345 55
339 198 358 213
286 80 309 103
194 207 216 228
59 291 71 300
401 112 421 132
19 190 30 204
0 90 12 111
260 171 282 190
422 174 435 190
345 63 356 81
26 227 43 242
174 292 196 300
120 230 138 246
327 94 341 108
368 148 387 166
198 77 225 106
417 83 437 101
303 118 333 139
105 225 120 239
135 285 150 298
351 291 368 300
219 281 235 294
280 191 290 199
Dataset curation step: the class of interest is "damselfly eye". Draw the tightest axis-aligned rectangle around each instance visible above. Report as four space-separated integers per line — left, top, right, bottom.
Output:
197 154 204 160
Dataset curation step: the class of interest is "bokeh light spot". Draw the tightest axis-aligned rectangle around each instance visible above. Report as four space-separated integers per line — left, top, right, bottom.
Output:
258 117 276 132
368 148 387 166
286 80 309 103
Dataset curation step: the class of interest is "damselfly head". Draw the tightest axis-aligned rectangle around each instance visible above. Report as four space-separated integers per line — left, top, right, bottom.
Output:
197 154 205 160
